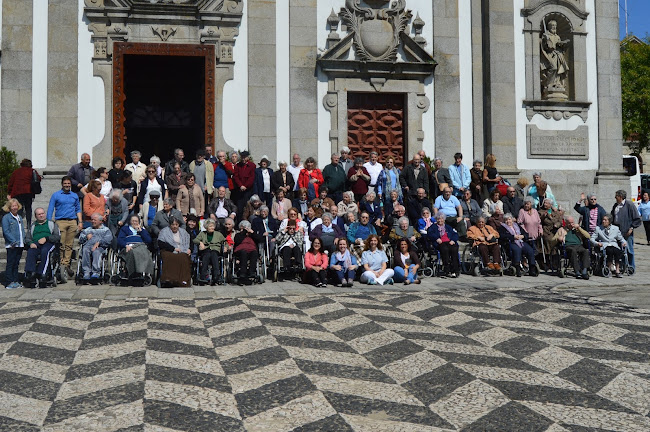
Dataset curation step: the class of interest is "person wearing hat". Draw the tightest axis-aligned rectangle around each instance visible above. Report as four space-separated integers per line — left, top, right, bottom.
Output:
233 150 256 216
253 155 274 208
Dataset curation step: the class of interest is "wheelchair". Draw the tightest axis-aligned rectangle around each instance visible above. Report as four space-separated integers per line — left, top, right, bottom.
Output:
226 245 265 285
556 242 593 279
109 245 156 286
25 243 63 288
461 241 508 276
193 243 227 286
272 240 305 282
74 244 111 285
591 245 634 277
500 238 540 277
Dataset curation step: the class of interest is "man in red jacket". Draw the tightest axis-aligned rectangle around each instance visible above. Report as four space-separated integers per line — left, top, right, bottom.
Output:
233 150 256 217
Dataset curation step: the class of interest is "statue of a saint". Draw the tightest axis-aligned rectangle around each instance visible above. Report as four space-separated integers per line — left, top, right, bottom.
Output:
540 19 571 101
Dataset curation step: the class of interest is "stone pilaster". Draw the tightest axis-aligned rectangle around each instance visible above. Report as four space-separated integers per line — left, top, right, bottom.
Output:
471 0 484 162
289 0 318 161
247 0 276 163
432 0 460 165
1 0 33 159
47 0 78 169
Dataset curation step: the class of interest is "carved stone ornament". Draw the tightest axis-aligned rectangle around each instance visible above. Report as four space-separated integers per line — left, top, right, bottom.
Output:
151 26 177 41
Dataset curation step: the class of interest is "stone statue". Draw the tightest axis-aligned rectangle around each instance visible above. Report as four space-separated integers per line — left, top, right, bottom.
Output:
540 19 571 101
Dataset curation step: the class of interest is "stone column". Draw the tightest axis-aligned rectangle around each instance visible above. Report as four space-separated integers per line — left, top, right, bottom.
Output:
1 0 33 160
248 0 276 163
471 0 484 162
432 0 460 165
47 0 78 169
289 0 318 160
485 0 517 172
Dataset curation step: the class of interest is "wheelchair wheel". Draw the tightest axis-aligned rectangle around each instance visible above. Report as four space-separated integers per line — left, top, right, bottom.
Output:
143 274 153 286
472 265 481 277
558 267 566 278
627 266 635 276
602 266 611 277
422 267 435 278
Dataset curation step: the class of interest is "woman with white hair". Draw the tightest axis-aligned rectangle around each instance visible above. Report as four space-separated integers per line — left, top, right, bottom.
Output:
337 191 359 220
427 213 461 277
309 212 344 254
117 214 154 281
233 220 262 285
499 213 537 277
150 155 163 178
359 191 382 227
158 216 192 287
271 160 295 200
193 219 226 284
243 194 263 222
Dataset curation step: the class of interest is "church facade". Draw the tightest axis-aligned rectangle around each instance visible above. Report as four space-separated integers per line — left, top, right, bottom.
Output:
0 0 628 206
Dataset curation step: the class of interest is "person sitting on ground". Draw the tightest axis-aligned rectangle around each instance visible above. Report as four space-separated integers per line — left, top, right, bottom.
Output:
482 189 504 218
434 187 466 237
304 238 329 287
209 186 237 228
590 214 626 277
427 213 461 278
502 186 524 219
330 238 358 287
271 188 292 221
347 211 377 260
563 216 591 280
233 220 262 285
150 198 185 237
460 189 482 228
117 214 154 280
360 234 394 285
347 157 371 202
158 216 192 287
390 216 420 247
574 193 606 235
24 207 61 288
193 219 226 285
337 191 358 221
408 187 432 227
79 213 113 281
393 238 421 285
82 179 107 228
309 212 344 255
499 213 537 277
242 194 263 222
467 216 501 271
310 186 336 218
276 219 305 274
359 191 382 228
517 197 542 243
293 187 310 218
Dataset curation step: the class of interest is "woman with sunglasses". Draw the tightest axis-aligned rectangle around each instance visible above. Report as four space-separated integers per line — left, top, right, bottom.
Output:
137 164 166 214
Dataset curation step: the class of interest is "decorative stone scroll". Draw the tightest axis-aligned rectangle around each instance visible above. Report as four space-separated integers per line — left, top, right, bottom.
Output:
526 125 589 160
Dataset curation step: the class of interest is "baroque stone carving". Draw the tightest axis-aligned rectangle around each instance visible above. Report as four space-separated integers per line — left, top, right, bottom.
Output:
540 18 570 101
151 26 177 41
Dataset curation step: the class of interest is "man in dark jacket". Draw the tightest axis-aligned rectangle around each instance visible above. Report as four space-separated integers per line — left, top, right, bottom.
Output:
150 199 185 237
164 148 190 178
322 153 347 204
209 186 237 226
400 153 429 198
611 189 641 269
24 207 61 287
67 153 94 198
501 186 524 218
574 193 606 234
431 158 451 199
407 188 432 227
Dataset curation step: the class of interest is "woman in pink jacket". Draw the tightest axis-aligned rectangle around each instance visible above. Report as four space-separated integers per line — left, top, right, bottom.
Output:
517 197 543 241
303 237 328 287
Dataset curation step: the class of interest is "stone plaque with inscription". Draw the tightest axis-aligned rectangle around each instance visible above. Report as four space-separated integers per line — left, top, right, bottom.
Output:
526 125 589 160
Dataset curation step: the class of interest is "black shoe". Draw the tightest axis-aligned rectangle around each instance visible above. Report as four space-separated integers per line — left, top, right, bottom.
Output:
516 266 522 277
38 276 48 289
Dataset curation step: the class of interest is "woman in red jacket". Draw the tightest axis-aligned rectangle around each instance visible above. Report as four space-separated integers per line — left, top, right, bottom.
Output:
7 159 39 226
298 157 324 201
233 151 256 215
303 237 328 287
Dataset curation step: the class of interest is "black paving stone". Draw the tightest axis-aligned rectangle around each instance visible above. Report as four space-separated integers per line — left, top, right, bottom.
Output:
235 375 316 418
340 302 399 312
487 381 634 413
80 329 147 350
196 299 243 314
7 341 77 366
290 414 354 432
397 331 482 346
613 332 650 353
146 364 231 393
45 382 144 424
363 339 424 368
0 303 50 315
294 358 395 383
334 322 387 341
322 392 453 428
431 350 541 371
87 315 147 329
293 297 335 310
212 326 271 347
558 358 622 393
144 399 244 432
148 308 199 320
0 416 41 432
259 318 326 332
412 305 456 321
75 300 102 308
44 309 94 322
362 314 425 325
462 311 536 322
508 301 547 316
66 351 146 381
259 296 291 303
248 304 306 315
204 311 256 327
275 335 356 353
114 426 144 432
96 303 147 314
0 332 22 344
220 346 289 375
0 315 41 328
0 370 60 401
382 294 424 307
462 401 553 432
560 346 650 363
147 321 209 337
169 299 195 307
147 338 217 359
493 335 549 359
311 308 356 323
403 363 474 405
448 319 495 336
28 322 86 339
560 425 613 432
554 314 599 332
511 327 589 340
606 322 650 333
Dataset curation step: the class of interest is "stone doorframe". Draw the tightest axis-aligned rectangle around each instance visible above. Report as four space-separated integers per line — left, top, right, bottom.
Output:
323 78 430 162
83 0 243 166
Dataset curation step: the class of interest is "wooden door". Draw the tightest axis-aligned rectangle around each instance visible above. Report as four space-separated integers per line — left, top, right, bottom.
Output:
347 93 405 167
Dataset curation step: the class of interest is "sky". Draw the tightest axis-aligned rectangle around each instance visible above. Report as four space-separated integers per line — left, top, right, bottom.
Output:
619 0 650 40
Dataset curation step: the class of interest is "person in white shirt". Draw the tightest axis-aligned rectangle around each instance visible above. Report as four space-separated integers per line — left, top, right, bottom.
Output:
363 151 383 198
125 151 147 193
287 153 303 193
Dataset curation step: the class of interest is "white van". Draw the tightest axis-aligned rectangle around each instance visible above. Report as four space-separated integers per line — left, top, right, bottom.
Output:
623 155 641 204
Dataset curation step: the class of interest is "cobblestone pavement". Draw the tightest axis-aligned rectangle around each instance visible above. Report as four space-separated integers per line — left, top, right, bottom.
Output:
1 287 649 431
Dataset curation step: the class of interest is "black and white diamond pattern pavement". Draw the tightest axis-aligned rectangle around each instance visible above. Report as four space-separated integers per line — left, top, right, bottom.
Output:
0 291 648 431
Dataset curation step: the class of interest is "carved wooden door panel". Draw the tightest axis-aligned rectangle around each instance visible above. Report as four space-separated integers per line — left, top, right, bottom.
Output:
347 93 405 167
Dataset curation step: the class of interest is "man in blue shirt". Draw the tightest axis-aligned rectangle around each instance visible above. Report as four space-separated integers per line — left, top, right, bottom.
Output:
448 152 471 198
47 176 83 277
434 187 466 237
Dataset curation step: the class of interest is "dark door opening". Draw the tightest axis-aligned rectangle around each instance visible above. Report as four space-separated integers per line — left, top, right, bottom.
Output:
123 54 205 164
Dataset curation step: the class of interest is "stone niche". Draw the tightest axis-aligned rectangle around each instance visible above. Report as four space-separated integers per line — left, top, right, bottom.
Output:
521 0 591 122
317 0 436 158
526 124 589 160
83 0 243 164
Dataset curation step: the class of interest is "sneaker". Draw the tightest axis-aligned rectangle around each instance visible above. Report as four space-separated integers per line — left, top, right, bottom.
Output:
340 278 347 286
386 278 394 285
367 279 376 285
322 283 328 288
5 282 17 289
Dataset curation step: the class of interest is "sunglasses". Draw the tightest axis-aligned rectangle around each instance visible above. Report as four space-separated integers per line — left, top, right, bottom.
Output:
147 170 155 174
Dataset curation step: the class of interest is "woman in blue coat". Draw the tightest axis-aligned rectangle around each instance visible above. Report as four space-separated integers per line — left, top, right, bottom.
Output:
3 198 27 288
427 213 460 277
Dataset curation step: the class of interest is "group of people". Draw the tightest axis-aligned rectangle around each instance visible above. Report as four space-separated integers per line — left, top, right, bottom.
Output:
2 146 644 289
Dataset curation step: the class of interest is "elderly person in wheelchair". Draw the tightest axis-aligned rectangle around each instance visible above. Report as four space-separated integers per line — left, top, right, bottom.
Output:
193 219 226 285
79 213 113 281
561 216 591 279
499 213 538 277
467 216 501 271
117 214 154 280
389 216 420 246
24 207 61 288
590 214 626 278
158 216 192 287
234 220 263 285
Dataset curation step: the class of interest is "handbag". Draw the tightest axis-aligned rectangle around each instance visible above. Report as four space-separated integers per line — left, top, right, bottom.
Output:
435 171 448 192
31 169 42 195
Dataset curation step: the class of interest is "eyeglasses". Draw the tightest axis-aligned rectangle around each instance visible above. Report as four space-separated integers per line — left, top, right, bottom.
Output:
147 170 155 174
